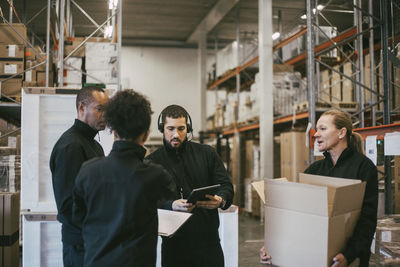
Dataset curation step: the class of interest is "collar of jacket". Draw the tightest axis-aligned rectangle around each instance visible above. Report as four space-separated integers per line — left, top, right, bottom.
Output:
74 119 98 140
111 140 147 160
323 147 354 167
163 137 188 155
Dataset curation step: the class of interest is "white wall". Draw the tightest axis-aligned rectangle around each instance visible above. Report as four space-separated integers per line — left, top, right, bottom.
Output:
121 46 201 139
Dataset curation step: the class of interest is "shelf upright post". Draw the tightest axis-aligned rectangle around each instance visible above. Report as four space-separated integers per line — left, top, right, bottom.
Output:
381 0 393 214
369 0 376 126
46 0 51 87
258 0 274 223
315 0 321 106
59 0 65 87
235 7 240 123
355 0 365 127
9 0 13 23
306 0 316 163
117 0 122 90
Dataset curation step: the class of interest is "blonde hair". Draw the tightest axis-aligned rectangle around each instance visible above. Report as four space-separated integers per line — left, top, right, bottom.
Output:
320 110 364 154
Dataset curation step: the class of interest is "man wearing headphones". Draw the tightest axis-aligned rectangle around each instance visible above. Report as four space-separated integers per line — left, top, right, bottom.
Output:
146 104 234 267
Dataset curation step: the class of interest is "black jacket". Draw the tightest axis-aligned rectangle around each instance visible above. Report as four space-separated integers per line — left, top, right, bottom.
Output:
305 147 378 267
146 140 234 250
50 119 104 245
72 141 172 267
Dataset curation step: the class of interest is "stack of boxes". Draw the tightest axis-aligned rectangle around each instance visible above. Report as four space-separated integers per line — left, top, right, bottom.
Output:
0 24 27 97
0 118 20 267
85 42 118 89
24 47 54 87
64 57 83 88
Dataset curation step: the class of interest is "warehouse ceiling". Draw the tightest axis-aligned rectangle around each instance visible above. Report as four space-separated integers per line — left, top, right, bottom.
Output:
0 0 379 49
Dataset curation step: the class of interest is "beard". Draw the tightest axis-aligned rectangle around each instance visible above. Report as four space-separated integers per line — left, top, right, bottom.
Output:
163 136 187 151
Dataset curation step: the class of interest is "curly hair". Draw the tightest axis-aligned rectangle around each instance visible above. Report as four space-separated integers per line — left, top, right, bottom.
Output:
104 89 153 140
76 86 105 110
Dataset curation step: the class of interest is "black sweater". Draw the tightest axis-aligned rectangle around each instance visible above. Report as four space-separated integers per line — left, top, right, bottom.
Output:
50 119 104 245
305 147 378 266
72 141 172 267
146 140 234 250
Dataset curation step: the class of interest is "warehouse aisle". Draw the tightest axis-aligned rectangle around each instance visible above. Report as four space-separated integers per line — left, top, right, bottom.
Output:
239 213 265 267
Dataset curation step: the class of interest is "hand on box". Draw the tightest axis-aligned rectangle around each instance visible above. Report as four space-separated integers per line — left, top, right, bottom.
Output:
196 194 222 209
172 199 195 212
260 246 272 265
331 253 347 267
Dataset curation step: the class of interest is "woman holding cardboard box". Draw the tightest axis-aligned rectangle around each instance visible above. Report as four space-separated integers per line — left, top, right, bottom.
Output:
261 110 378 267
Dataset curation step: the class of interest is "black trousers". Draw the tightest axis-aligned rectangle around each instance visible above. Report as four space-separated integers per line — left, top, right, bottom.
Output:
62 242 84 267
161 242 224 267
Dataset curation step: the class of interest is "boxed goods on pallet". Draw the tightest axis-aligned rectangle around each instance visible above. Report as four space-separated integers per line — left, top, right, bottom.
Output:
0 44 24 58
0 24 27 45
216 39 258 77
0 192 20 267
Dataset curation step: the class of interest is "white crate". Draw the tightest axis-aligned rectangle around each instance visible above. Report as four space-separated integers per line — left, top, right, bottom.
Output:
21 91 114 212
22 214 63 267
86 69 118 84
85 42 117 60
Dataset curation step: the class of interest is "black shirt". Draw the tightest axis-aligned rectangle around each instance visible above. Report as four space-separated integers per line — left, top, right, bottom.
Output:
50 119 104 245
73 141 172 267
305 147 378 266
146 140 234 250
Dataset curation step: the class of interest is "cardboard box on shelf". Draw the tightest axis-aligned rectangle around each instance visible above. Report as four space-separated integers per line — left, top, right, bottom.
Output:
36 71 54 86
280 131 309 182
0 24 27 45
245 140 260 179
64 36 110 58
86 69 118 84
342 62 353 102
0 45 24 58
85 42 117 60
22 81 38 87
331 66 341 102
0 61 24 76
0 78 22 97
0 192 20 267
263 174 366 267
320 69 331 102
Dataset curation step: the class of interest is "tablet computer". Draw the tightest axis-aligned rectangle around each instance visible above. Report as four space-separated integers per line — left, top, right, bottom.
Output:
186 184 221 204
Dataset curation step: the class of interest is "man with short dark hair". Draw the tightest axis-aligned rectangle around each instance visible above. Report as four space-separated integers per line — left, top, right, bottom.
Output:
72 90 172 266
50 86 109 267
146 104 234 267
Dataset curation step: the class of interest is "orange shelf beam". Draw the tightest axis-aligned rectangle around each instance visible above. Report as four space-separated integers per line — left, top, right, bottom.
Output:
354 123 400 140
222 112 310 136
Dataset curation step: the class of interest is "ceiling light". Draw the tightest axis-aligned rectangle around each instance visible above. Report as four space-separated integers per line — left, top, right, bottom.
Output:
300 14 307 19
272 32 280 40
317 5 325 11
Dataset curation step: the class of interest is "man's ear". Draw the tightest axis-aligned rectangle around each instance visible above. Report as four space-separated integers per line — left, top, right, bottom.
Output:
77 101 85 116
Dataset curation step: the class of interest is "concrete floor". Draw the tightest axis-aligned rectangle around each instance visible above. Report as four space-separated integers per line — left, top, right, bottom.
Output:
239 213 265 267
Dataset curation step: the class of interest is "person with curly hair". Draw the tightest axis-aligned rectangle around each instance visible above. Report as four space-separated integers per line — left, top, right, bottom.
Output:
72 89 173 267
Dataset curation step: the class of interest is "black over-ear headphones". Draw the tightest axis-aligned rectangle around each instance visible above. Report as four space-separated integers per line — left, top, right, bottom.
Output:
157 112 193 133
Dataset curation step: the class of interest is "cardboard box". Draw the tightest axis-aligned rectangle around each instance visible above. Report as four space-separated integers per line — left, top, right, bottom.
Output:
0 24 27 45
0 192 20 267
320 69 331 102
0 60 24 76
342 62 353 102
0 78 22 97
331 66 341 102
36 71 54 86
280 131 309 182
264 174 366 267
24 47 36 60
245 140 260 179
0 45 24 58
64 37 109 58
